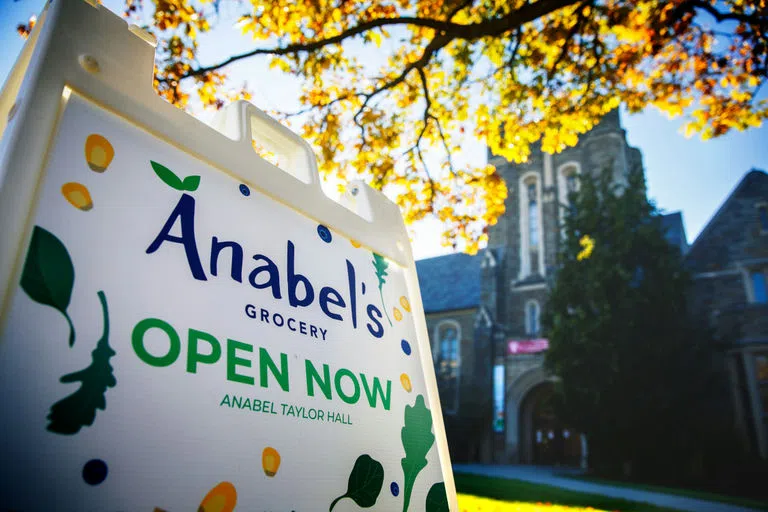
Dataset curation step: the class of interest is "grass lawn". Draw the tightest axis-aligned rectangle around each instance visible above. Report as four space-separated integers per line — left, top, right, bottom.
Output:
453 473 684 512
561 474 768 511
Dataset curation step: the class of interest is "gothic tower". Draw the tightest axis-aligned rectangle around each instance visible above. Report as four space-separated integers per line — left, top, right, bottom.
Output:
483 110 645 463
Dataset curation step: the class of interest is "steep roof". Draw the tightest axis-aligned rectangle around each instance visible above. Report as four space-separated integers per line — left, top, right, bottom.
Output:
415 251 483 313
685 169 768 273
660 212 688 255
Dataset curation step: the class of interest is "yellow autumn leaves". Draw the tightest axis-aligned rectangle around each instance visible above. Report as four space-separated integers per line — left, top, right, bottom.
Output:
136 0 765 252
457 495 609 512
577 235 595 262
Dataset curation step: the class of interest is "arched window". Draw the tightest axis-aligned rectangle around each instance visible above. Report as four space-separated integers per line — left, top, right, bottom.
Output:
557 162 581 239
519 173 543 278
525 300 540 337
434 320 461 413
528 183 539 248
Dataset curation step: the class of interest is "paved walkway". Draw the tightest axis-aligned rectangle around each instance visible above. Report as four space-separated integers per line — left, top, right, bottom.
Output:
453 464 765 512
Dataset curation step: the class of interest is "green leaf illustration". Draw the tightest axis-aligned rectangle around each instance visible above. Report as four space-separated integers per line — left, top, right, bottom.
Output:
151 160 185 190
182 174 201 191
372 253 392 326
329 454 384 511
20 225 76 346
425 482 449 512
47 291 116 435
401 394 435 512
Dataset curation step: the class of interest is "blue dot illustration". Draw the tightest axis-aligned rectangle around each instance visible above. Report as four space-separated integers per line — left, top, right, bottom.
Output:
390 481 400 496
82 459 108 486
401 339 412 356
239 184 251 196
317 224 332 243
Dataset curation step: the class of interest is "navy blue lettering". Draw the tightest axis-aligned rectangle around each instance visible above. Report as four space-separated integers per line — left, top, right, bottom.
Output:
287 240 314 307
249 255 282 299
210 237 243 282
319 286 345 321
346 260 357 328
366 304 384 338
146 194 206 281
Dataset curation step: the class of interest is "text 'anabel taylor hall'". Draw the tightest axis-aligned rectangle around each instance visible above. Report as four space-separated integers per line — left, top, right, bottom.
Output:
416 110 768 466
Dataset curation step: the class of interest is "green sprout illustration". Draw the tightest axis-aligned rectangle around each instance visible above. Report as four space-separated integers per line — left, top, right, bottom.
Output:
151 160 200 192
21 226 76 346
401 394 435 512
372 253 392 326
329 454 384 511
47 290 116 435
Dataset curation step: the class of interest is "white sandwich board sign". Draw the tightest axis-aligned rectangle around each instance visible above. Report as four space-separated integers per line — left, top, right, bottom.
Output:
0 1 457 510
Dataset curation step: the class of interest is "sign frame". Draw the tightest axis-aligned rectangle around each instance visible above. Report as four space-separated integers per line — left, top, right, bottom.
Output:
0 0 457 509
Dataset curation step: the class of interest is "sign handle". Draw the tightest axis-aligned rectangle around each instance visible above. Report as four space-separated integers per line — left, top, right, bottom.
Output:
210 100 322 190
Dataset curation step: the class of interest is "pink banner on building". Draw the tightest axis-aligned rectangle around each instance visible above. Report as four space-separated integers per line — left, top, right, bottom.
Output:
507 339 549 355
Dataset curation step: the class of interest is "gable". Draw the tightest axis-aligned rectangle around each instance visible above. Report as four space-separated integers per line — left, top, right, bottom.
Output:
686 170 768 273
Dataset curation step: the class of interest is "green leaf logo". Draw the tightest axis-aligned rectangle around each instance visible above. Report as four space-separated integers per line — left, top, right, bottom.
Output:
47 291 116 435
425 482 449 512
151 160 200 192
401 394 435 512
20 226 76 346
329 454 384 511
182 174 200 191
372 253 392 326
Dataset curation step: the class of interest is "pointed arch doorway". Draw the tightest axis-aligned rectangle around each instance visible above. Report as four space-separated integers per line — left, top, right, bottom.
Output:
519 382 584 466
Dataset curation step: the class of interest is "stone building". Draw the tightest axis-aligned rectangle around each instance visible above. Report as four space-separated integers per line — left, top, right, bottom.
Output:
685 169 768 460
415 111 767 465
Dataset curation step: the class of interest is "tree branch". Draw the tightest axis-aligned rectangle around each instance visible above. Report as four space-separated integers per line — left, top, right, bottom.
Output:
177 0 582 80
684 0 768 26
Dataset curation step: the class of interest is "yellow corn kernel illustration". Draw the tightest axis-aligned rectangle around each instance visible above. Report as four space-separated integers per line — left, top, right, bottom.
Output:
198 481 237 512
399 296 411 312
350 239 362 248
393 306 403 322
400 373 412 393
262 446 281 477
85 134 114 172
61 182 93 211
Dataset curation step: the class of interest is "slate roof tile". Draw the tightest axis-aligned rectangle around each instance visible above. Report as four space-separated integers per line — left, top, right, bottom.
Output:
415 251 483 313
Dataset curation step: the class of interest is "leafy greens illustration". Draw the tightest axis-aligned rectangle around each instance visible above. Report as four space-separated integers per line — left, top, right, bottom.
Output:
151 160 200 192
47 290 116 435
372 253 392 326
21 226 76 346
425 482 449 512
401 394 435 512
329 454 384 511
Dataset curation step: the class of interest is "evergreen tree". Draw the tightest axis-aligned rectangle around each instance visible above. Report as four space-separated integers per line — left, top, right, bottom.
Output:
543 166 723 480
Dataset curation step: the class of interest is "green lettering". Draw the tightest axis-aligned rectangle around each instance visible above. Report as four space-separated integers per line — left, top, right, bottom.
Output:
361 374 391 411
334 368 360 405
305 360 332 399
227 339 254 385
219 394 231 407
232 395 243 408
132 318 180 367
259 348 289 391
186 328 221 373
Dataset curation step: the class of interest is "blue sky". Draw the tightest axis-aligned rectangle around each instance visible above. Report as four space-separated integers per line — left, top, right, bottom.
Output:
2 0 767 259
